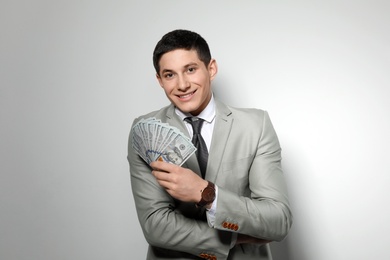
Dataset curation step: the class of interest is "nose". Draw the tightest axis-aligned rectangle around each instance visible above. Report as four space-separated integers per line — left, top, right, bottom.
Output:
177 75 190 91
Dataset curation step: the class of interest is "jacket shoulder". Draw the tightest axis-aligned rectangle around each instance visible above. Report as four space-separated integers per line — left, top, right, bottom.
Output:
228 106 269 125
132 104 172 124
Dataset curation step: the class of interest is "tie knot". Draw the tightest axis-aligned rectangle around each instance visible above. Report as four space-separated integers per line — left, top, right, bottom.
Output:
185 117 204 134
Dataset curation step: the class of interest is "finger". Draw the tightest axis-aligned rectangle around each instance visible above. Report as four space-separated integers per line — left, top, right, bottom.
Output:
152 169 171 181
151 161 177 172
154 174 178 192
150 161 163 170
155 178 171 190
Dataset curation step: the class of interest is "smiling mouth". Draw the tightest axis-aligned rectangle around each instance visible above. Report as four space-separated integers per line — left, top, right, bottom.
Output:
178 90 196 99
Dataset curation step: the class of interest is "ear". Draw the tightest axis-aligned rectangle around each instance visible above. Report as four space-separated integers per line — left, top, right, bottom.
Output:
156 73 163 87
208 59 218 81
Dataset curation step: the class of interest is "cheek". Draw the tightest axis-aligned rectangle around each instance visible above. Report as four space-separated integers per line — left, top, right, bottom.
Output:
194 75 209 87
161 83 175 94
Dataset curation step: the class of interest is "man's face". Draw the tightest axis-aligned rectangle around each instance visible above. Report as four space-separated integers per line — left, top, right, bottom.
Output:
156 49 217 116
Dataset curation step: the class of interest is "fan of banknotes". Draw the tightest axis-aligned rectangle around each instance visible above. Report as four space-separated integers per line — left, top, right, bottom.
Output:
132 117 196 166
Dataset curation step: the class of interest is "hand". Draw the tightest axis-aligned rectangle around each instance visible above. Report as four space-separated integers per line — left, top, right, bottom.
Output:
150 161 208 203
236 234 272 245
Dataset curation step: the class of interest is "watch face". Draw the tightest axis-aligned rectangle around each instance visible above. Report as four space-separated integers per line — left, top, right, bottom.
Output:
203 187 215 202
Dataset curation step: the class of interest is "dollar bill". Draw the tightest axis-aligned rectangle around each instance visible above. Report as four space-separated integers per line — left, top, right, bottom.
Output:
131 117 196 166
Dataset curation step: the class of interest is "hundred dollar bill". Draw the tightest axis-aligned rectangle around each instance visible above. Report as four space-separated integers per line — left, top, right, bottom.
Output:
131 117 196 166
156 133 196 166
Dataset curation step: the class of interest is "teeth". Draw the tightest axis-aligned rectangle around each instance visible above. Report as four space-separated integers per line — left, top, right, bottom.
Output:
180 92 193 98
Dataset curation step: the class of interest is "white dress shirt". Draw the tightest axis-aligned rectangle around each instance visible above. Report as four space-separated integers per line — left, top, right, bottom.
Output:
175 95 237 247
175 95 218 227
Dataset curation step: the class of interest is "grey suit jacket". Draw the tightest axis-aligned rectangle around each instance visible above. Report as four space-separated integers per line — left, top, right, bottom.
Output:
128 99 292 260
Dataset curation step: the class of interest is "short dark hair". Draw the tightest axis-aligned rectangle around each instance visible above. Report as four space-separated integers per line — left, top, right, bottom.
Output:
153 29 212 74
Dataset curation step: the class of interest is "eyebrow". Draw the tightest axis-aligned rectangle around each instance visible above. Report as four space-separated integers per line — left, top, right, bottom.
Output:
161 62 199 74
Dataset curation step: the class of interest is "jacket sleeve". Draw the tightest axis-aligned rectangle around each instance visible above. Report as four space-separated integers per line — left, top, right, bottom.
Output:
127 118 233 259
213 111 293 241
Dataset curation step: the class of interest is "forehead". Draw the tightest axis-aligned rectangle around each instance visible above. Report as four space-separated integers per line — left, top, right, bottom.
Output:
159 49 202 71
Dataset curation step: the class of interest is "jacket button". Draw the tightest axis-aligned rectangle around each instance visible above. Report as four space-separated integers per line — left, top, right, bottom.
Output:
199 253 217 260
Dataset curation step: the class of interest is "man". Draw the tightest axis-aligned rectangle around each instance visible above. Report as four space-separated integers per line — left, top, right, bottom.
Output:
128 29 292 260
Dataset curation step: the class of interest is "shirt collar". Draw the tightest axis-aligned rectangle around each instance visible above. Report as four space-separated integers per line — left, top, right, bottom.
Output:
175 94 216 123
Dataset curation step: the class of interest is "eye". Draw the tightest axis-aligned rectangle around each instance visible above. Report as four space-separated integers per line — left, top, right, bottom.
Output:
187 67 196 73
164 73 174 79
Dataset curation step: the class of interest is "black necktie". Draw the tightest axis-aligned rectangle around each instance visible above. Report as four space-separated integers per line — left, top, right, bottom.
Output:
185 117 208 178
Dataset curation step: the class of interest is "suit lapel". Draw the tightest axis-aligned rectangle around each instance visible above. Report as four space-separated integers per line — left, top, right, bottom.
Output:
207 100 233 183
165 105 202 176
163 101 233 181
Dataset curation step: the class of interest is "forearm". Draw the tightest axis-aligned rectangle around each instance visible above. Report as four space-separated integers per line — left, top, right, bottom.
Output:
236 234 271 245
212 110 293 241
214 182 292 242
129 153 232 257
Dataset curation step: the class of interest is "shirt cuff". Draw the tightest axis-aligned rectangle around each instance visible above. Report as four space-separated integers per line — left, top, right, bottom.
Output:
205 185 218 227
206 186 236 248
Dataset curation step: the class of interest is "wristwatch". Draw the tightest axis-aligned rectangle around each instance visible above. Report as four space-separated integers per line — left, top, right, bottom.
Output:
197 181 216 207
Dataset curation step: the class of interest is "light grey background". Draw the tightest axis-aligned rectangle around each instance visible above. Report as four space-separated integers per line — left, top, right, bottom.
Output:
1 1 389 259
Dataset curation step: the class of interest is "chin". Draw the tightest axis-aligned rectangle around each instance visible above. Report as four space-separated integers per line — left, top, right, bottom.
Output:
178 106 198 115
178 107 193 113
175 101 196 112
